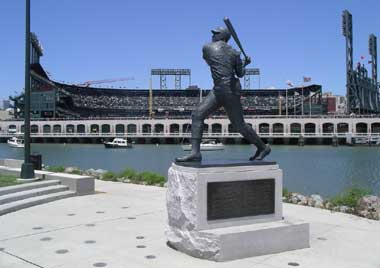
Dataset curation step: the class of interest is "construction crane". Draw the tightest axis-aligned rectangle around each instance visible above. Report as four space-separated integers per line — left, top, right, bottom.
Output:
74 77 134 87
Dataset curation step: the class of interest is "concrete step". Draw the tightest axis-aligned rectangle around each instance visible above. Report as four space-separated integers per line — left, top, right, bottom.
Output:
0 185 69 205
0 191 75 216
0 180 61 196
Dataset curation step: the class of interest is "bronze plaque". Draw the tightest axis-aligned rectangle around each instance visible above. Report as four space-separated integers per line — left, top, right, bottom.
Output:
207 179 275 221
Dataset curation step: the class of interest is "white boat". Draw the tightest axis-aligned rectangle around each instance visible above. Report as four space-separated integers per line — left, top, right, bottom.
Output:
7 137 25 148
182 140 224 151
104 138 132 148
354 137 369 145
369 137 380 146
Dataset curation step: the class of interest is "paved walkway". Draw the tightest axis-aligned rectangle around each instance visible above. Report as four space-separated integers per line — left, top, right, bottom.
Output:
0 180 380 268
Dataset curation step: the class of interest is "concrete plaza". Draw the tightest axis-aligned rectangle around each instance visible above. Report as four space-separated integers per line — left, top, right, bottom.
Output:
1 180 380 268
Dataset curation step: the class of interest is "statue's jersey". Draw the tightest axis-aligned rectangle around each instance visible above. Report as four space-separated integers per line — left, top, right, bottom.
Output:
202 41 245 94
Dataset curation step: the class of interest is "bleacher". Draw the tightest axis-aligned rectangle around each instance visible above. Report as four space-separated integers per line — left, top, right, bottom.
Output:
51 83 322 118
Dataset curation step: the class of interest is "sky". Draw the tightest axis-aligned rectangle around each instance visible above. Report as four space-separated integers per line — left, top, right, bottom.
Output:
1 0 380 100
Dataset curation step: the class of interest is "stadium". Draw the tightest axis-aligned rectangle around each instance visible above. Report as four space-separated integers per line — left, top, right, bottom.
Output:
34 83 323 119
11 33 323 120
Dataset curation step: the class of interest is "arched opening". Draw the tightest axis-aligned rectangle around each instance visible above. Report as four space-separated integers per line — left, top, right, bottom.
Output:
290 123 301 134
170 124 179 133
116 124 125 134
101 124 111 133
211 123 222 133
43 125 51 133
90 124 99 133
304 123 316 134
53 124 62 133
337 123 349 133
154 124 164 133
142 124 151 134
322 123 334 134
77 124 85 133
31 124 39 134
259 123 269 134
371 123 380 133
273 123 284 134
356 123 368 134
8 125 17 133
182 124 192 133
66 124 75 133
127 124 137 134
228 124 236 133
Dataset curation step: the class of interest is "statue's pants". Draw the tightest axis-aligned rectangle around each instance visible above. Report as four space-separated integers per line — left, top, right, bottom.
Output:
191 90 265 153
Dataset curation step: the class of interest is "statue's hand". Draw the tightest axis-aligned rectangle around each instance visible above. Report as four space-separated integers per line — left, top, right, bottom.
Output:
243 56 251 66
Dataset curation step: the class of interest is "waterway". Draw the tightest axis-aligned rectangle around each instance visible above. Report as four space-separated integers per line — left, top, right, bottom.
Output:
1 143 379 197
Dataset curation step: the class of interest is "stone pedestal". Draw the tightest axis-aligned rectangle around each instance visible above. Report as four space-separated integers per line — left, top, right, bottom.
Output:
166 160 309 262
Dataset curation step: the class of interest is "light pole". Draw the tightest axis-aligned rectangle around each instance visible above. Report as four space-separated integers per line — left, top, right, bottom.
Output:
301 85 304 116
21 0 35 179
285 88 288 117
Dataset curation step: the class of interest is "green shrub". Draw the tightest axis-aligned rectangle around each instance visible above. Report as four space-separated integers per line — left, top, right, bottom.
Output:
69 169 82 175
330 187 371 208
99 168 166 186
136 171 165 185
102 171 118 182
0 174 20 187
119 168 137 180
46 166 65 173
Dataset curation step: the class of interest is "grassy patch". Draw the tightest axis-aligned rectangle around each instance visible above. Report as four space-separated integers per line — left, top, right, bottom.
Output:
46 166 65 173
101 171 119 182
330 187 371 207
119 168 137 180
117 168 165 186
0 174 20 187
135 171 165 186
69 169 82 175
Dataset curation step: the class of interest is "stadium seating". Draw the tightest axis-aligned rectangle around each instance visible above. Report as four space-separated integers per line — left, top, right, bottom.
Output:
52 83 322 118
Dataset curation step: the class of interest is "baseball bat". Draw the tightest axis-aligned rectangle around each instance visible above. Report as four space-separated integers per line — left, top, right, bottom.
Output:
223 17 248 60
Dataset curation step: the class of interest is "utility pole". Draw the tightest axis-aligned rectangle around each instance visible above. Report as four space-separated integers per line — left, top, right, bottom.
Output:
21 0 35 179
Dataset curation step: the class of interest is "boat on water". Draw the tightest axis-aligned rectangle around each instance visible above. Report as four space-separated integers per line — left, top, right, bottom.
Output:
353 137 369 145
104 138 132 148
7 136 25 148
369 137 380 146
182 139 224 151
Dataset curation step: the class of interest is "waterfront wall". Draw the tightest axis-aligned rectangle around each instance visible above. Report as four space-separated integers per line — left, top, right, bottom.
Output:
1 116 380 144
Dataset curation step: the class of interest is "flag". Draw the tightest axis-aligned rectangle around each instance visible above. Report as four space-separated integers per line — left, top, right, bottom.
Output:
286 80 294 87
360 55 365 60
303 76 311 83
